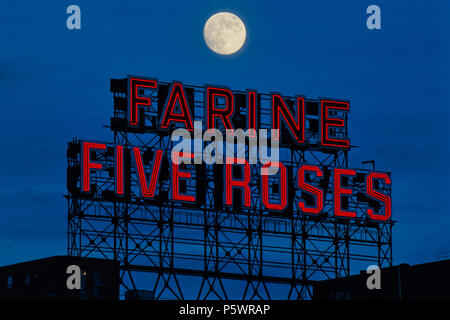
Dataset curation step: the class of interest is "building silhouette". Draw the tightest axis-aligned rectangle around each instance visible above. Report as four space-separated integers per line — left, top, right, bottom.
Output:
0 256 119 300
313 259 450 300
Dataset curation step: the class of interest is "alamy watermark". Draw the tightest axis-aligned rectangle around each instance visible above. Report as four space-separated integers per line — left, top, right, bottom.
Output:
66 264 81 290
171 121 280 175
66 5 81 30
366 265 381 290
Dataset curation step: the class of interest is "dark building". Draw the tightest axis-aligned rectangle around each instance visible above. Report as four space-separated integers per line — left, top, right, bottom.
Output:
0 256 119 300
125 289 155 300
313 259 450 300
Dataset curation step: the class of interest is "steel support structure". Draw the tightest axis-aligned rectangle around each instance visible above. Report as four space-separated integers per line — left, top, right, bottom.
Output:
66 78 393 299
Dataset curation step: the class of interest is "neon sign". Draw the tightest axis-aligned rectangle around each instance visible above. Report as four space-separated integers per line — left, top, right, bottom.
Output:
72 75 392 222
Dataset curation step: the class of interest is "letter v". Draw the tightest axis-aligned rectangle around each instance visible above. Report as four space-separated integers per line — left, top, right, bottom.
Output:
133 148 163 198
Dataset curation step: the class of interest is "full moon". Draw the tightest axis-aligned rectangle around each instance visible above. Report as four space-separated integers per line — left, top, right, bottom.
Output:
203 12 246 55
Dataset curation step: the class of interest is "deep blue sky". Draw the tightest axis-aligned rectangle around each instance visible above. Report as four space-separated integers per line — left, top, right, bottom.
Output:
0 0 448 268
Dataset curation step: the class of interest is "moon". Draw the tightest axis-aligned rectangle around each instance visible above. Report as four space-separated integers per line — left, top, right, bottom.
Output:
203 12 246 55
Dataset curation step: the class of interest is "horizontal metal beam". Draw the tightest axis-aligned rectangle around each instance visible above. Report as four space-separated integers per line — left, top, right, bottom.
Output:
124 264 316 286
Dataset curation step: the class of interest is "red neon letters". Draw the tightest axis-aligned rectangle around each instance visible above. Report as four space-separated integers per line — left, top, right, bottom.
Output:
160 82 194 131
127 77 353 150
80 143 392 221
247 91 257 134
321 100 350 148
115 145 124 195
79 77 390 222
129 77 157 126
334 168 356 217
207 87 235 130
298 165 323 214
82 142 106 192
366 172 392 221
226 158 251 207
262 162 287 211
134 148 163 198
272 95 305 144
172 152 196 202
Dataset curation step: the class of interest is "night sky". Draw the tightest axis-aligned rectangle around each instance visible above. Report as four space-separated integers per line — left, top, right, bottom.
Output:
0 0 448 269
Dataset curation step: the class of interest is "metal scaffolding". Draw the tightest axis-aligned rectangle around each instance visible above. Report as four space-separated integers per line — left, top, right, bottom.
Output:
66 77 393 299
